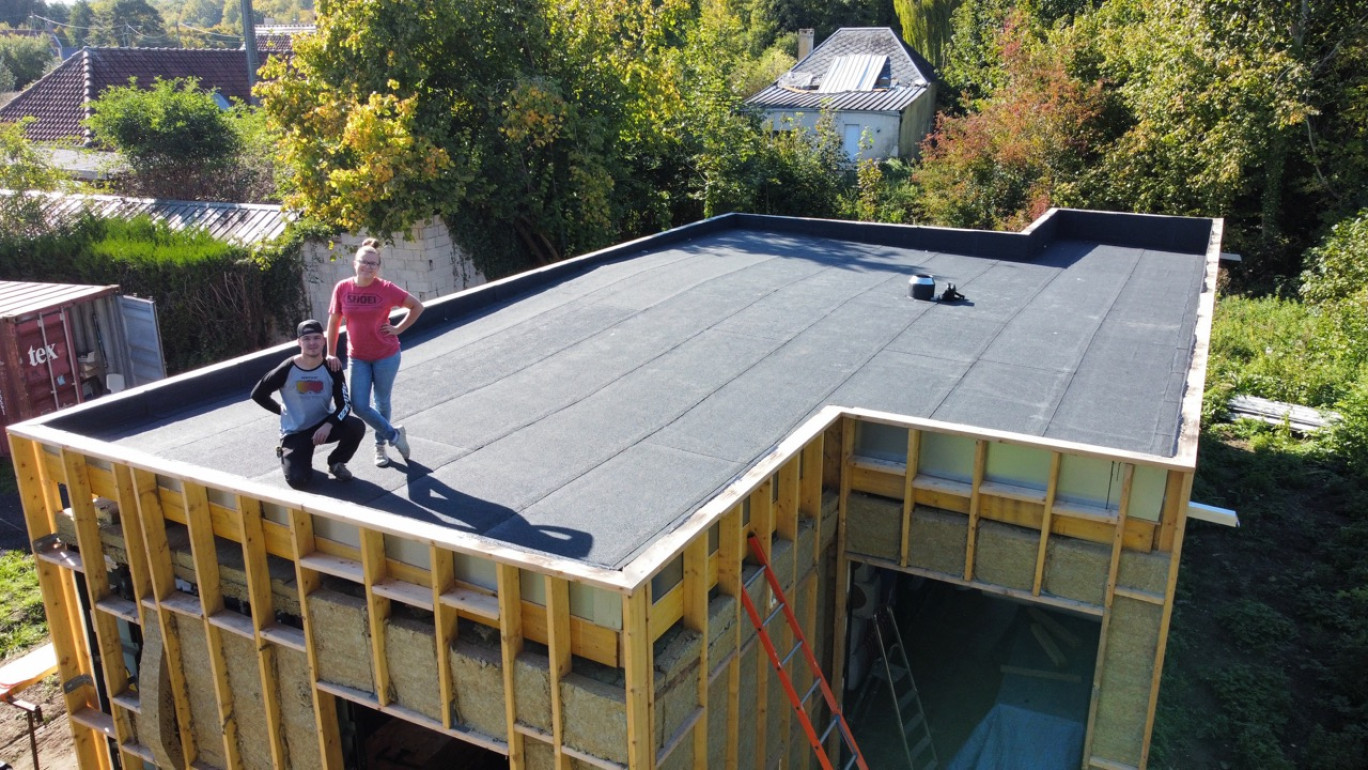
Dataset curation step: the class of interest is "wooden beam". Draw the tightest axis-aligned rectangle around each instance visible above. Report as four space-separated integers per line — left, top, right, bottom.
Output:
963 440 988 581
827 416 855 761
238 494 288 769
900 429 920 567
1142 469 1195 768
358 528 392 708
683 536 710 767
498 563 526 769
1082 463 1135 764
287 507 344 770
431 546 458 730
1033 453 1062 595
545 576 573 770
622 589 653 770
133 468 200 765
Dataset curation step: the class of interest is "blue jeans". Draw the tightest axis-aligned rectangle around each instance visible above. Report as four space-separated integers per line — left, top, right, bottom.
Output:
349 351 400 446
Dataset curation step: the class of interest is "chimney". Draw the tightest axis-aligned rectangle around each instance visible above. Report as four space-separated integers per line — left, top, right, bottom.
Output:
798 29 814 60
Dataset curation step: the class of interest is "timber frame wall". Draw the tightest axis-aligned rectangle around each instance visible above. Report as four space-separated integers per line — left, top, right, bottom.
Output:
11 401 1200 770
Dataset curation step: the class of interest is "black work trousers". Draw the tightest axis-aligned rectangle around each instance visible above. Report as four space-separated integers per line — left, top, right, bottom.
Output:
278 415 365 489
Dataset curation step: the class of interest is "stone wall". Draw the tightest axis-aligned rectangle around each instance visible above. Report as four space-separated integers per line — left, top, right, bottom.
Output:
302 218 486 322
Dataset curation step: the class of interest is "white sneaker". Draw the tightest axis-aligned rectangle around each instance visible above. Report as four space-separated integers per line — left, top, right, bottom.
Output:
374 445 390 467
390 425 411 460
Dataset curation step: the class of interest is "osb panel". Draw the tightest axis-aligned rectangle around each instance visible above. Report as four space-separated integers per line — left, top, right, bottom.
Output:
560 671 628 765
844 493 902 560
308 590 374 693
221 631 272 770
514 649 553 733
974 520 1037 591
908 507 968 576
175 616 227 768
274 645 323 770
1092 598 1164 764
1043 536 1110 606
1118 549 1172 596
137 614 185 769
385 614 442 722
449 636 507 741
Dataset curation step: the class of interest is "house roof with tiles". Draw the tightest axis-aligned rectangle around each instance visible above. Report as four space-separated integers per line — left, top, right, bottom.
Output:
746 27 936 113
0 47 254 145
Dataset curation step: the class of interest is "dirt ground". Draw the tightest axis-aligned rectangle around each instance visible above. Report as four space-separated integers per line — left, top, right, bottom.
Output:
0 676 78 770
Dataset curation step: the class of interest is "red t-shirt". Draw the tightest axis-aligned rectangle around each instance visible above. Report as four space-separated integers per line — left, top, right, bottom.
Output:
329 278 410 361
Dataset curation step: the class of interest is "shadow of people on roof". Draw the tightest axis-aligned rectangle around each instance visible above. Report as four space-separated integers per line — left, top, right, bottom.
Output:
345 460 594 560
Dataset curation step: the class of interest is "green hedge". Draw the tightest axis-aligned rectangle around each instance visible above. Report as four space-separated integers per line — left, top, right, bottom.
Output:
0 213 310 374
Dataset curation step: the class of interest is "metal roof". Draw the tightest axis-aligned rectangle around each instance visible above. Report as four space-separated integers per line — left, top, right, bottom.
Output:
3 191 292 247
747 28 935 113
0 280 119 320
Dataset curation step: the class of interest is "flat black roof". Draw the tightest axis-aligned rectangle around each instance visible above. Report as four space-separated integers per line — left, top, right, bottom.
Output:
38 211 1216 570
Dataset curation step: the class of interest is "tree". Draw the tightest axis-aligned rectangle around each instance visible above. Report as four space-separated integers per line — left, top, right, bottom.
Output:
259 0 692 274
89 0 166 46
66 1 94 47
894 0 960 69
0 32 56 90
915 12 1106 229
84 77 278 201
0 118 65 238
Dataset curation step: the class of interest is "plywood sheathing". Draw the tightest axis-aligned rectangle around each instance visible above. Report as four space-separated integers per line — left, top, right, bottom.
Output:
176 615 228 768
385 613 443 722
222 630 273 770
1091 597 1164 765
137 614 185 769
974 520 1038 592
307 589 375 692
1118 549 1171 595
275 645 324 770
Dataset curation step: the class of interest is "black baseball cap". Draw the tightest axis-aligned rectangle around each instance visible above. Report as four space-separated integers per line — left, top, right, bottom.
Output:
296 319 324 338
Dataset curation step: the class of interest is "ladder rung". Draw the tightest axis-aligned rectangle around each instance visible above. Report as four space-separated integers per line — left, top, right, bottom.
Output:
763 603 785 630
818 714 841 744
910 733 933 758
780 641 804 668
843 753 860 770
903 710 925 732
802 677 823 705
744 567 769 590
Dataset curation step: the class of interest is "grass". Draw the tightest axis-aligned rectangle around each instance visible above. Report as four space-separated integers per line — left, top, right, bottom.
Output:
1152 287 1368 768
0 548 46 661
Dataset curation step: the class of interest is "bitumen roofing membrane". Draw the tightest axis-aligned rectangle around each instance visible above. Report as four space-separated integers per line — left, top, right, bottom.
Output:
38 212 1213 570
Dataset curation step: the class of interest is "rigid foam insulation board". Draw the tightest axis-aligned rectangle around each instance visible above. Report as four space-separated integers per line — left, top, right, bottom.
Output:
385 612 443 722
1118 549 1172 595
275 645 323 770
137 614 185 769
1090 596 1164 765
175 615 227 768
844 493 902 560
1042 537 1111 606
307 589 375 692
974 520 1038 591
221 630 272 770
908 506 969 576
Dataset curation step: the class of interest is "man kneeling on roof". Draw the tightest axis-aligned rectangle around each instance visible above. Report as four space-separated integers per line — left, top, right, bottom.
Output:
251 319 366 488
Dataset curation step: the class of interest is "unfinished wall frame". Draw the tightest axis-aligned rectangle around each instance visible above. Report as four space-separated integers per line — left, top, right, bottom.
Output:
11 397 1196 769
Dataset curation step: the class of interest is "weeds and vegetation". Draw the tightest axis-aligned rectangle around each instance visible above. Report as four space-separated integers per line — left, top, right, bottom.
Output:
0 547 46 661
0 213 310 373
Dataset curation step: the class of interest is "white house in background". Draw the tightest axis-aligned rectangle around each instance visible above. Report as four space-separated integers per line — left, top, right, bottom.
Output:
746 27 938 161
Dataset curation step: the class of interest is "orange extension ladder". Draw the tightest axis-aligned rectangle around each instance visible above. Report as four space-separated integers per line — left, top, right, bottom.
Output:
740 535 869 770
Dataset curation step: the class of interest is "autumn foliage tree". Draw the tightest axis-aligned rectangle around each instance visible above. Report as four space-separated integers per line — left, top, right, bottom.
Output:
915 13 1105 230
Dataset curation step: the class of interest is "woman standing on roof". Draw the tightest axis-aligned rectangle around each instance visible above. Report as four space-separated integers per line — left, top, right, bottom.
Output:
326 238 424 468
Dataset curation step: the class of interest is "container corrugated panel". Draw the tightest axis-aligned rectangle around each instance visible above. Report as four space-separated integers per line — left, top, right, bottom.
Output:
0 190 293 247
0 281 120 453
